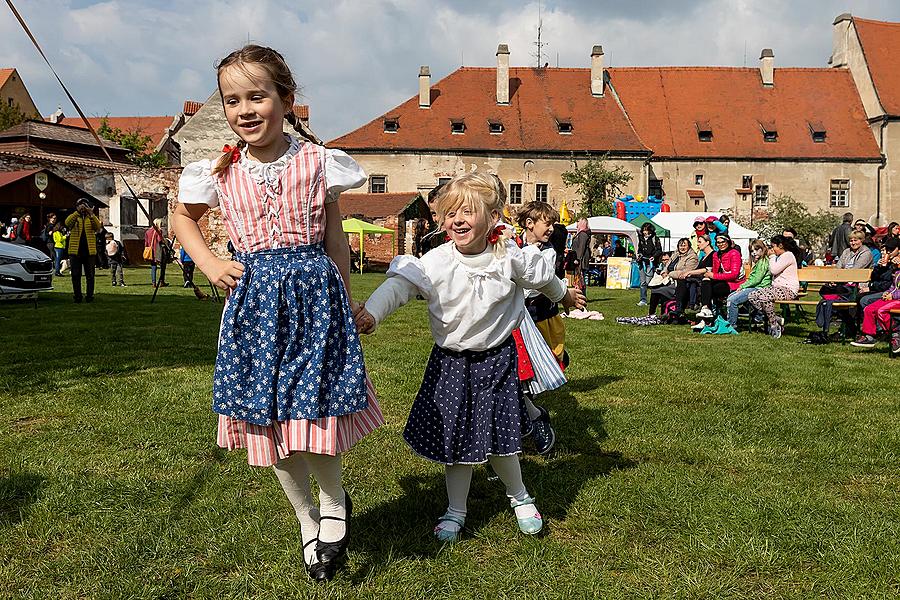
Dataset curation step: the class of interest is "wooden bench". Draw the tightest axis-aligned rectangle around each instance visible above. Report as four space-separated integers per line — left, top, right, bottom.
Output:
774 266 872 339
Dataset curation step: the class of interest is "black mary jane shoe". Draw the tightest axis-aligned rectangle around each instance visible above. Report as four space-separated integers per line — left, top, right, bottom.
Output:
316 491 353 565
304 538 335 583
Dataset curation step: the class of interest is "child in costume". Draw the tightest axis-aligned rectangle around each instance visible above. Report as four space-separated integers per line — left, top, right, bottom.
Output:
171 44 383 583
355 173 584 541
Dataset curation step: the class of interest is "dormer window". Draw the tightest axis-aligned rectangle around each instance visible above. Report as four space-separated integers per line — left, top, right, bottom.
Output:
760 120 777 142
557 119 573 134
383 117 399 133
450 119 466 134
488 120 504 134
696 120 712 142
809 121 826 143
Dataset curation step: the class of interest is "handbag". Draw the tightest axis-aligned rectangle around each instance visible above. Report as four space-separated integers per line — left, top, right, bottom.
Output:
142 246 153 261
648 273 670 288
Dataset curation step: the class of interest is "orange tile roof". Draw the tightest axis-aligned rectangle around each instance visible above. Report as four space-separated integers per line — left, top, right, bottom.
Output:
183 100 203 116
339 192 423 219
609 67 881 160
293 105 309 121
330 67 649 154
853 17 900 116
0 68 14 88
56 116 174 147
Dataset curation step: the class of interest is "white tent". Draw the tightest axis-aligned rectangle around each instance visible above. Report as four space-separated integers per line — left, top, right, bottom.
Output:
651 212 759 256
566 216 640 250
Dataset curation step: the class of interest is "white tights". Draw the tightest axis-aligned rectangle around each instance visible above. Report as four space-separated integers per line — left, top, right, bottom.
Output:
272 452 346 565
444 455 529 526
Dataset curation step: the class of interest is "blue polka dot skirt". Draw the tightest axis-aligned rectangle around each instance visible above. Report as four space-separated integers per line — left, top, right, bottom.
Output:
403 336 529 465
213 243 369 426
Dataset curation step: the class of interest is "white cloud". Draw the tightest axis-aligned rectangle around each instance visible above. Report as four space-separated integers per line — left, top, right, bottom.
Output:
1 0 899 141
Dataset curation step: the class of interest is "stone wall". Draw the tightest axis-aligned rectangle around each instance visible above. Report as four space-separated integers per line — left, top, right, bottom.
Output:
650 158 882 222
347 214 404 268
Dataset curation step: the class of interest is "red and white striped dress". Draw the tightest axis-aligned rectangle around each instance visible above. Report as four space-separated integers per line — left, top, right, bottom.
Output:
179 136 384 467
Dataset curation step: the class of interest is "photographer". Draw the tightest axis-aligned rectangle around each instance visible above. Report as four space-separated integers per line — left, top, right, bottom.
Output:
64 198 102 303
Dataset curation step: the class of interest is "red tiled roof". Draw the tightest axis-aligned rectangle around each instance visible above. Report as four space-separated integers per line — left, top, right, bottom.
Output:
183 100 203 116
57 116 174 148
687 189 705 198
853 17 900 116
0 120 128 151
0 68 14 88
339 193 422 219
330 67 648 154
0 169 39 187
293 105 309 121
609 67 881 160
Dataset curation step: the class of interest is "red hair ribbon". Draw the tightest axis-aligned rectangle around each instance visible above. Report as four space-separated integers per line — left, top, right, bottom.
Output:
487 225 504 245
222 144 241 163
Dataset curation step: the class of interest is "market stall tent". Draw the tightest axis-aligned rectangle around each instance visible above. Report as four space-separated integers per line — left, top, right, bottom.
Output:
566 216 640 250
630 214 669 238
342 218 395 273
651 212 758 256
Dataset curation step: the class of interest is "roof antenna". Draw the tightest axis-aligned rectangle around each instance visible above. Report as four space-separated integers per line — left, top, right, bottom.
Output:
532 0 549 68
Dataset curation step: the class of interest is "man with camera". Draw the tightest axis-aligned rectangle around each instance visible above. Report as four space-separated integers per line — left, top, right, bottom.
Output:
64 198 103 303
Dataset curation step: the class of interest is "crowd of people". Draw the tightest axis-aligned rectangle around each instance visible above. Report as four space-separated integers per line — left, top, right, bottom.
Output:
627 212 900 351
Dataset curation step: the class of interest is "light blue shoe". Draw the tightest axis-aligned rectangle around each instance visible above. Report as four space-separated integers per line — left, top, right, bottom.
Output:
511 496 543 535
434 513 465 542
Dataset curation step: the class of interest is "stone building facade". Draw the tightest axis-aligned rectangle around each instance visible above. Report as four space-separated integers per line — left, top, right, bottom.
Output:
330 26 890 227
0 69 40 118
832 15 900 225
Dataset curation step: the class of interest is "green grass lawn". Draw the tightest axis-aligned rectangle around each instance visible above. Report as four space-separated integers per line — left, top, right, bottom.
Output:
1 267 899 598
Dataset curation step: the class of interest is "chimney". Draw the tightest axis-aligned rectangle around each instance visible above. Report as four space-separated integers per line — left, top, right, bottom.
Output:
759 49 774 87
418 66 431 108
831 13 852 68
496 44 510 105
48 106 64 124
590 45 605 97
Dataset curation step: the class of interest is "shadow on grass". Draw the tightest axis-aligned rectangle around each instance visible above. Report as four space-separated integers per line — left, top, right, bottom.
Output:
532 374 638 520
348 374 636 579
0 469 45 526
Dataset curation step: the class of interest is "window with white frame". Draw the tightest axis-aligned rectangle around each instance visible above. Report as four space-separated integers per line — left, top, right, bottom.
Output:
509 183 523 205
370 175 387 194
753 184 769 207
535 184 548 203
830 179 850 208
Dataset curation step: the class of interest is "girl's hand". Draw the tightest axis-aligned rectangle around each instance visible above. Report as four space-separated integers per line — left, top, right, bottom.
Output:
355 304 376 334
561 287 587 311
202 257 244 290
702 271 713 279
883 292 892 301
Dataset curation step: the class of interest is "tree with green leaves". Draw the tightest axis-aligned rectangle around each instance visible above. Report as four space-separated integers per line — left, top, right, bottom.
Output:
741 194 840 251
97 118 168 168
561 154 633 218
0 102 35 132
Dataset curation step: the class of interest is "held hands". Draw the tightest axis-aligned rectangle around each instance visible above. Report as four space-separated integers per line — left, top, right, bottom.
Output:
883 292 892 301
202 257 244 291
352 301 376 334
561 287 587 311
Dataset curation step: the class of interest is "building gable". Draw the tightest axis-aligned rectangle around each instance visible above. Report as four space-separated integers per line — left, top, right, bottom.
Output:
0 68 40 118
852 17 900 117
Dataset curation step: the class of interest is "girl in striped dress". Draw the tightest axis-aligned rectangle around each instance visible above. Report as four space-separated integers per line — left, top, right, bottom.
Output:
171 45 383 583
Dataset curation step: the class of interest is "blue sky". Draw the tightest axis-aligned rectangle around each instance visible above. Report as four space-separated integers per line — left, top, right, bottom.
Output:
2 1 900 142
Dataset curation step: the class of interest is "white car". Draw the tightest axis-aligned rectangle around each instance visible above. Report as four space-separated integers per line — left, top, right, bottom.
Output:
0 240 53 299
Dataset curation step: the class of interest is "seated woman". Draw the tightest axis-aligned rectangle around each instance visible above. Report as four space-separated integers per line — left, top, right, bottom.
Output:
696 234 743 320
837 231 874 269
668 234 714 323
749 235 802 339
851 266 900 353
724 239 771 328
648 238 698 316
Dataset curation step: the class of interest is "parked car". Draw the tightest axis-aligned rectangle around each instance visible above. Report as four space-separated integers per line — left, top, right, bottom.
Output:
0 240 53 299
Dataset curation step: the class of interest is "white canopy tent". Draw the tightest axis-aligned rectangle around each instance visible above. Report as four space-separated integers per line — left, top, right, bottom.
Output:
651 212 759 256
566 216 640 250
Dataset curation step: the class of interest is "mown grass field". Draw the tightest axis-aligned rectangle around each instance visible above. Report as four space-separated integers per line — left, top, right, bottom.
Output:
1 268 899 599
